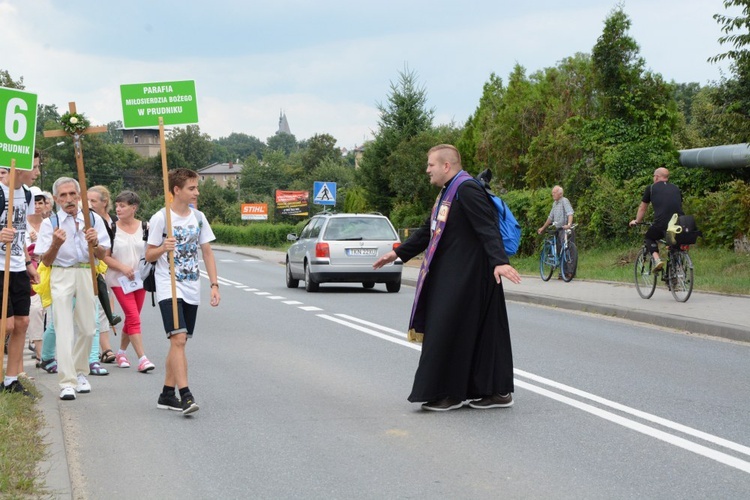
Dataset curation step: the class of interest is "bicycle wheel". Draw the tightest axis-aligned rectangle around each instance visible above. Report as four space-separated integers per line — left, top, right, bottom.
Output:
634 247 657 299
669 251 694 302
539 240 555 281
561 242 577 282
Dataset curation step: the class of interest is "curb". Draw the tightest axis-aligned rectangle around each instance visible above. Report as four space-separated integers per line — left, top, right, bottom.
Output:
30 358 74 499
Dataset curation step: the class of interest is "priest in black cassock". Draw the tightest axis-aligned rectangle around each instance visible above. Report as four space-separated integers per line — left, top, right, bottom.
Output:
373 144 521 411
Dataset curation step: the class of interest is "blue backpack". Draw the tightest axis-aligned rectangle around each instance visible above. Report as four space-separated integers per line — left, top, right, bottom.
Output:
474 169 522 256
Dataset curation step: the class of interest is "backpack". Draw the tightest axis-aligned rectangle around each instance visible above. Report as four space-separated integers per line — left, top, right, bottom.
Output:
50 210 98 230
472 169 522 256
0 185 32 222
138 220 156 294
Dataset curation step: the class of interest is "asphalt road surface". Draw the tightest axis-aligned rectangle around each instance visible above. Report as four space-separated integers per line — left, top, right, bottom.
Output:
46 253 750 499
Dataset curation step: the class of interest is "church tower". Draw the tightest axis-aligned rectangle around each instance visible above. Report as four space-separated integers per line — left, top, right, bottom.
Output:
277 110 292 135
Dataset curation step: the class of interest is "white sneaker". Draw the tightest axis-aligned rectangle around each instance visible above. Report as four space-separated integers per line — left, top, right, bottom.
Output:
60 387 76 400
75 374 91 393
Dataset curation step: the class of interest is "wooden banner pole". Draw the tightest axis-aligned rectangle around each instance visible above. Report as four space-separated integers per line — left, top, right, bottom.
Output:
159 117 179 329
0 164 16 376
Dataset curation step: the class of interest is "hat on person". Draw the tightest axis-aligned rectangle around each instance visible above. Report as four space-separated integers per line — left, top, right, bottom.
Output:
29 186 44 199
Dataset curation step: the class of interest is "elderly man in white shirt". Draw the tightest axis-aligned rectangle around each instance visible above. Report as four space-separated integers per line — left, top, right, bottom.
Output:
34 177 110 401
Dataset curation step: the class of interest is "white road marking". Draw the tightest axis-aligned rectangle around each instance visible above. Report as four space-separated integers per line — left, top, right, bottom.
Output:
515 379 750 474
317 312 750 474
215 278 749 473
514 369 750 457
334 313 407 338
243 259 260 262
283 300 303 305
318 314 417 349
267 296 285 300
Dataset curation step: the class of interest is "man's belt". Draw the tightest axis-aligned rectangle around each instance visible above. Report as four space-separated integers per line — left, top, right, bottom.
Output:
52 263 91 269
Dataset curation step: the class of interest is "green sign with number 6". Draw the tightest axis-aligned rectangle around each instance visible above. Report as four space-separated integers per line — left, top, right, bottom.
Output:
0 87 38 170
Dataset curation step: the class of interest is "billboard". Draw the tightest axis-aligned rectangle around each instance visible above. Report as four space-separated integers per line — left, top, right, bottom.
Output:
275 190 309 217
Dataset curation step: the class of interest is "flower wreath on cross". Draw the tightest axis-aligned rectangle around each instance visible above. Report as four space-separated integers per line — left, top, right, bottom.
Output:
60 111 90 135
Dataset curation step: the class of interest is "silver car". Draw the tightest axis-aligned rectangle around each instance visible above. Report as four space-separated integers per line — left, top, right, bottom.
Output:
286 213 403 292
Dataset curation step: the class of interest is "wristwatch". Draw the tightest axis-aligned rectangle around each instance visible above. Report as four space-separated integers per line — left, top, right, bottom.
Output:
210 283 219 289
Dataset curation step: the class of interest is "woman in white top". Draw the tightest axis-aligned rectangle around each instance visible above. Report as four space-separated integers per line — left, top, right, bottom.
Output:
104 191 155 373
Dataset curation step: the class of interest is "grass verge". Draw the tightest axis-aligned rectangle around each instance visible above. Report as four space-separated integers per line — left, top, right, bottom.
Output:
512 243 750 295
0 379 47 498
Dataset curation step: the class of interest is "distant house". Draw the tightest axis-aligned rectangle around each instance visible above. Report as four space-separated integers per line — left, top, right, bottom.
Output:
197 161 242 188
119 127 165 158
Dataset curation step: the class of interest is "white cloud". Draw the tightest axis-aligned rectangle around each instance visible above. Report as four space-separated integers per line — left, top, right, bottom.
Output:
0 0 736 150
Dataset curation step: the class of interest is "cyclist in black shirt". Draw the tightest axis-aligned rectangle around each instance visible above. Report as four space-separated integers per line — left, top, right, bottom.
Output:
629 167 683 271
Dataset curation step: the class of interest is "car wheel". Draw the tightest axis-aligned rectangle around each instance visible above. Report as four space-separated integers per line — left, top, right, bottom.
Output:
362 281 375 289
304 262 319 292
285 259 299 288
386 279 401 293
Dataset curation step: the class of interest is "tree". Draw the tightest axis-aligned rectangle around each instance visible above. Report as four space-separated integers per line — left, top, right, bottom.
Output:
166 125 213 171
709 0 750 142
36 104 61 134
102 120 124 144
0 69 24 89
213 132 266 162
358 67 434 214
266 132 298 155
591 7 644 120
301 133 340 174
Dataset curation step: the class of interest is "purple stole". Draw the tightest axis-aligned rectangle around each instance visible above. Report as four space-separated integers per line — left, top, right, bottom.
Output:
407 170 473 342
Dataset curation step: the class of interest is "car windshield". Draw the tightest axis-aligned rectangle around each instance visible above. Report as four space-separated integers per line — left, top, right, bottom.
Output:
324 217 397 241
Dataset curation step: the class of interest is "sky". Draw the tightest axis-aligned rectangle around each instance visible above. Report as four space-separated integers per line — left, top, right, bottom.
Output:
0 0 739 151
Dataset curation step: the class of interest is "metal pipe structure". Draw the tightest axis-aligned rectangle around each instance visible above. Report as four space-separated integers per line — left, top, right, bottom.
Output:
678 143 750 169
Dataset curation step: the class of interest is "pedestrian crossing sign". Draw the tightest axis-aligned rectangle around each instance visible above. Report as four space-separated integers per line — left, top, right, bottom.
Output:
313 181 336 206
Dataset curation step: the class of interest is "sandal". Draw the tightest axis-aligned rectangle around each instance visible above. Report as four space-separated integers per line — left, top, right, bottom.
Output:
89 362 109 376
39 358 58 374
100 349 116 364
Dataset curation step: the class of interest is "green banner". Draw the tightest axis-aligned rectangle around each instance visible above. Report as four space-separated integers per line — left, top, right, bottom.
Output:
120 80 198 128
0 87 38 170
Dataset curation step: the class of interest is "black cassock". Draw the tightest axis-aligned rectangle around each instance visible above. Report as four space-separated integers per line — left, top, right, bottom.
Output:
395 178 514 402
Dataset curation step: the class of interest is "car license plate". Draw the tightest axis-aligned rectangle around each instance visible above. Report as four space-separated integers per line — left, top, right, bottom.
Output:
346 248 376 256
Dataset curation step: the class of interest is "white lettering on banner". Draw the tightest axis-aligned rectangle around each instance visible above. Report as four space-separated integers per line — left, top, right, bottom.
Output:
168 95 193 103
125 97 169 105
0 143 31 154
145 106 183 115
142 85 174 94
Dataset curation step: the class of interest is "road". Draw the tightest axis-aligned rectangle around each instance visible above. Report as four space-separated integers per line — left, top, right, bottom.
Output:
38 253 750 499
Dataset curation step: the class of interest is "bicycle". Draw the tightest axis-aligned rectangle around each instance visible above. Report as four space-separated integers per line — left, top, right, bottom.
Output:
539 224 578 282
633 222 694 302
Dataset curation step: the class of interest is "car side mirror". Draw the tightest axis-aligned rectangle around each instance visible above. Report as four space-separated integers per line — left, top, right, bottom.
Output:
287 233 298 241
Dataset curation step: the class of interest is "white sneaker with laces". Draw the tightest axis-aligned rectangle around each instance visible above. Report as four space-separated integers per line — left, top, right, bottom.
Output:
60 387 76 400
75 374 91 393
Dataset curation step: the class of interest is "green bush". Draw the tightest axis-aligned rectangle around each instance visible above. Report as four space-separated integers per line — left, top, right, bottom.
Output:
686 180 750 249
212 223 297 247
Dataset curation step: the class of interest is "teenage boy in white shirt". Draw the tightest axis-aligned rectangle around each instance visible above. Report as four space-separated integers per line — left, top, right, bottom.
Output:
146 168 220 416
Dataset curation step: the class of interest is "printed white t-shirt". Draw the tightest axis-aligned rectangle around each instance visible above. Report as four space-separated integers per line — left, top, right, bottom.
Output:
147 208 215 305
0 183 34 272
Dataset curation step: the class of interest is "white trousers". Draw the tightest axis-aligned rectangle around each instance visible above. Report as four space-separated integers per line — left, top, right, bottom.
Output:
50 267 96 389
28 293 45 341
